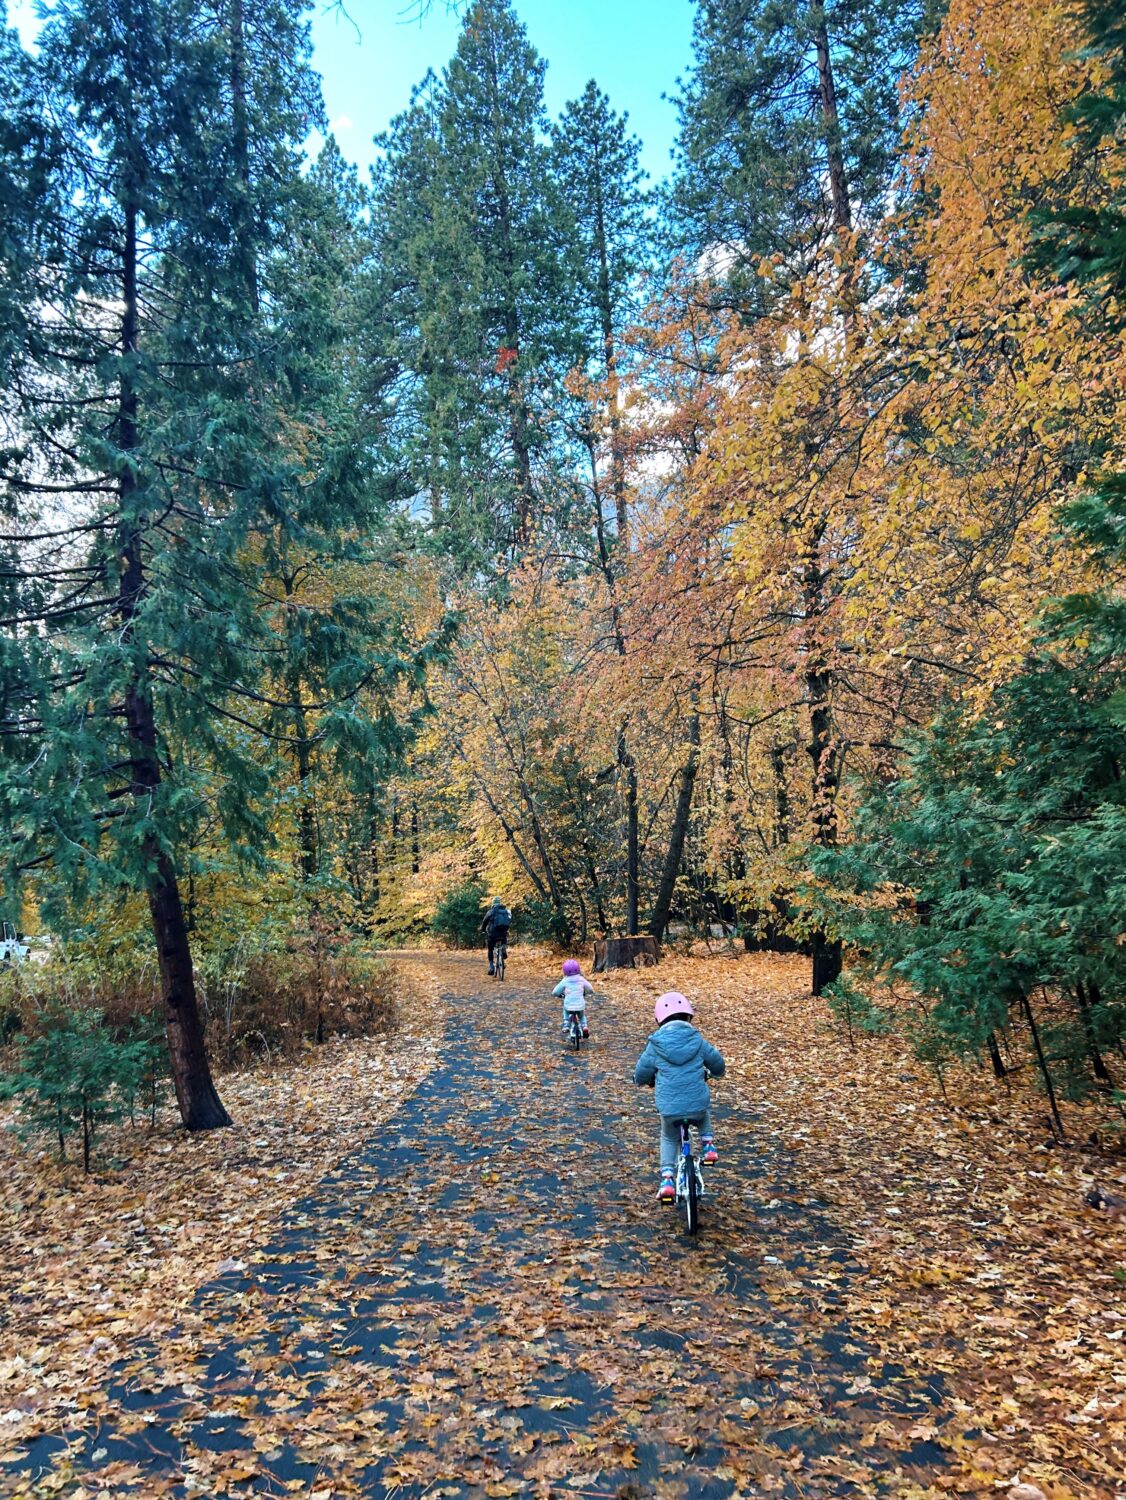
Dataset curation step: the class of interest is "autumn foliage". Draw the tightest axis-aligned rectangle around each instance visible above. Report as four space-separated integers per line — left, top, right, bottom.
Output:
2 0 1126 1494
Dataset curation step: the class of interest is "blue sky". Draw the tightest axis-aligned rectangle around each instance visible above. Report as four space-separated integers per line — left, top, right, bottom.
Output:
8 0 696 185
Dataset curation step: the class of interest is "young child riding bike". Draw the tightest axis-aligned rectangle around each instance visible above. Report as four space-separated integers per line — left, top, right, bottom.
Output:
634 991 725 1202
553 959 593 1039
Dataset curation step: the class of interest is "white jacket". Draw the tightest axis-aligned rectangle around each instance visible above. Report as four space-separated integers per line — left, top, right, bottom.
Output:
552 975 594 1012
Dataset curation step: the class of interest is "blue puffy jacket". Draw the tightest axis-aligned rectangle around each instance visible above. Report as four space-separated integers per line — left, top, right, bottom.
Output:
634 1021 725 1118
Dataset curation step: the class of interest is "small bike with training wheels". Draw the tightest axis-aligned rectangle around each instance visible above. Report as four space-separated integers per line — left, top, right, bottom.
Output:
566 1010 585 1051
674 1120 706 1235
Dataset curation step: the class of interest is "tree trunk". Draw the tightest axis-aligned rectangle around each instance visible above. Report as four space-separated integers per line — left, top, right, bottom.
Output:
770 742 791 848
586 856 608 936
280 569 319 884
802 9 851 994
811 939 842 996
149 837 232 1128
1076 980 1115 1088
229 0 259 310
586 438 640 936
590 185 639 930
593 935 660 972
369 809 381 906
649 705 700 941
1019 986 1064 1140
804 529 842 996
811 3 852 234
118 197 229 1132
987 1030 1007 1080
292 684 318 882
593 146 627 545
620 731 640 935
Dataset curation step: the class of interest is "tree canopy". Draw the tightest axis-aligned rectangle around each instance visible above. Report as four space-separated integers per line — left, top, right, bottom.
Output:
1 0 1123 1127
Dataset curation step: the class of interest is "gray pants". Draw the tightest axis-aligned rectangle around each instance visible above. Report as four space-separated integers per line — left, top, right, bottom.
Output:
660 1111 712 1173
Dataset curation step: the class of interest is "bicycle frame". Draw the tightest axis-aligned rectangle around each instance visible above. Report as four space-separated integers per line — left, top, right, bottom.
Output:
567 1010 584 1049
674 1122 705 1232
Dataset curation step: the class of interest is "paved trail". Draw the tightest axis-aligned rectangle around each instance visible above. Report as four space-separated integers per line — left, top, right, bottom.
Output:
6 956 951 1497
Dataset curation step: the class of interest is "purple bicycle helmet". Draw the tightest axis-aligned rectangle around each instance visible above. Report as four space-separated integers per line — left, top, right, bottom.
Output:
562 959 581 976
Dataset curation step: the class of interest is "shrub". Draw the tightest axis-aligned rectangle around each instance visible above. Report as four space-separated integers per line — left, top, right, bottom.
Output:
197 941 399 1066
0 932 400 1075
513 896 567 945
430 882 486 949
0 1009 163 1171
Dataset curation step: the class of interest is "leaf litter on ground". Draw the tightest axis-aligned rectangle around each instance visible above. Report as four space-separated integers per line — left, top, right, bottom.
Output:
597 951 1126 1497
0 959 446 1469
1 949 1123 1499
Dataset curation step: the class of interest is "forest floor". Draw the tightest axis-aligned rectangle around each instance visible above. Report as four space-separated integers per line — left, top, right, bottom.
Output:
0 951 1123 1499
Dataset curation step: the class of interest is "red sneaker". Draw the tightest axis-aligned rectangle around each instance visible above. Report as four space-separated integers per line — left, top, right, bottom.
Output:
701 1138 718 1165
657 1175 675 1203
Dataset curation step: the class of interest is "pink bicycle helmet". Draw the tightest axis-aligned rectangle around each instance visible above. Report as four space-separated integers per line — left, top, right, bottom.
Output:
562 959 581 976
654 991 694 1024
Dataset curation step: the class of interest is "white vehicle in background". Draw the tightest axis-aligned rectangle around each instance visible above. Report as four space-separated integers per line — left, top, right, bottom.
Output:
0 923 30 966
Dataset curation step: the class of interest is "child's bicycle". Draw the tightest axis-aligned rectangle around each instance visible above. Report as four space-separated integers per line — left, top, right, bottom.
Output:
673 1120 706 1235
566 1010 586 1051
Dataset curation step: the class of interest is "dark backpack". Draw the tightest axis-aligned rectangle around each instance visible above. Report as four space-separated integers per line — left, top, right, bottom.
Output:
490 905 511 928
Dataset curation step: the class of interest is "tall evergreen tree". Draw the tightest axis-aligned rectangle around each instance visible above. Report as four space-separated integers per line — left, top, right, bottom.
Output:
552 81 650 544
670 0 928 302
258 138 440 903
0 0 414 1128
369 0 580 561
551 83 651 931
0 3 58 794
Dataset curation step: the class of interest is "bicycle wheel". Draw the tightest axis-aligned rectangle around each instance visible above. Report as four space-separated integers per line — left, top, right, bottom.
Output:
684 1151 700 1234
496 944 505 980
571 1017 581 1051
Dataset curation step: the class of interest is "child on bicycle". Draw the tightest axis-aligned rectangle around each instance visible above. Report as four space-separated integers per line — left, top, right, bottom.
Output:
634 992 725 1202
553 959 594 1038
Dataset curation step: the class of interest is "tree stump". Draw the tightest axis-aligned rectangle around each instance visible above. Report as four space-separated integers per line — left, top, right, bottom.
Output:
593 935 661 972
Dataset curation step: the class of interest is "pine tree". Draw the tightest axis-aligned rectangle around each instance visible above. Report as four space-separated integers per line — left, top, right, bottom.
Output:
551 82 651 932
1027 0 1126 662
0 4 53 397
670 0 928 302
369 0 580 561
262 138 443 913
552 80 650 539
817 659 1126 1111
0 4 59 820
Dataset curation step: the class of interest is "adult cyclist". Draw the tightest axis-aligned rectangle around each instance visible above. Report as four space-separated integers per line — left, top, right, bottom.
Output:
482 897 511 976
